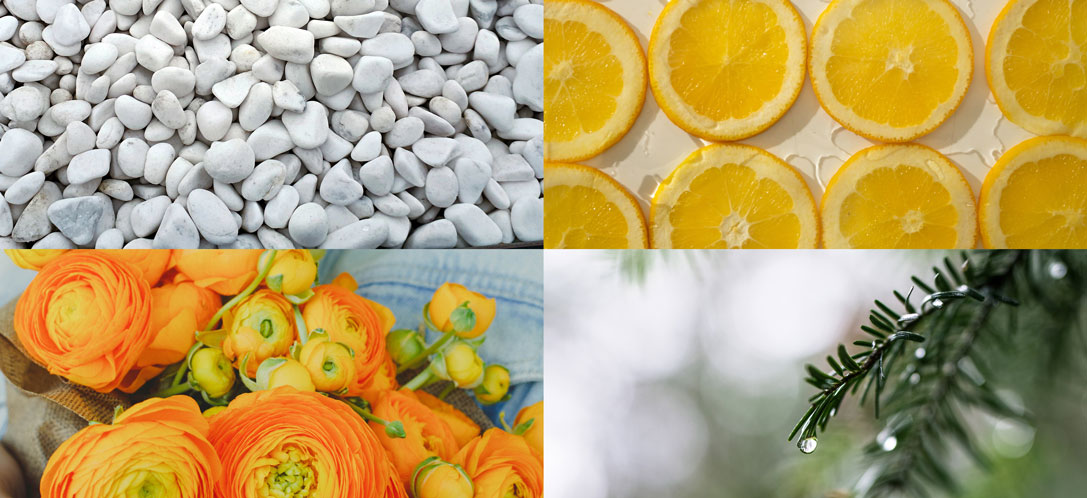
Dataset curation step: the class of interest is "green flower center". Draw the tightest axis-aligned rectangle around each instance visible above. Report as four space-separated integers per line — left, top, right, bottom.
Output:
261 447 317 497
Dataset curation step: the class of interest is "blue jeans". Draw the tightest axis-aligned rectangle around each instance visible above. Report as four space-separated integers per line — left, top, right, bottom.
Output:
319 250 543 425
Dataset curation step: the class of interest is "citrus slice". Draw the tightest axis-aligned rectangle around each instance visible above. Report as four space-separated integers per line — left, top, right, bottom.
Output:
545 0 647 162
810 0 973 142
979 136 1087 248
648 0 807 141
650 144 819 248
544 162 649 249
821 144 977 248
986 0 1087 138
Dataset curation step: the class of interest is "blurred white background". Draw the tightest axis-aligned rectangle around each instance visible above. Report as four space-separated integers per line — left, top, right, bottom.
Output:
543 251 939 497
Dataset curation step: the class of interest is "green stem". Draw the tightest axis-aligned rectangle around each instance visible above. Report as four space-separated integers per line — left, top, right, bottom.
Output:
403 366 436 391
170 342 204 388
437 381 456 400
343 399 406 438
153 382 193 398
397 330 455 373
202 250 278 331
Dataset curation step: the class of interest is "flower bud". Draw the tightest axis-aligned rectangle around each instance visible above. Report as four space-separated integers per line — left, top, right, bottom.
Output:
221 290 296 377
443 343 484 388
190 347 236 398
256 357 316 392
474 365 510 405
299 333 357 393
203 406 226 418
413 457 474 498
428 283 496 338
265 250 318 295
386 329 425 365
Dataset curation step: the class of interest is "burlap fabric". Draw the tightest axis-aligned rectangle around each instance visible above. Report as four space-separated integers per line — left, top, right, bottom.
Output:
0 297 494 493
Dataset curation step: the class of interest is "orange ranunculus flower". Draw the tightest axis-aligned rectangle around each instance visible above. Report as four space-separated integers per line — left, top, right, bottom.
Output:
174 249 262 295
40 396 221 497
516 401 543 455
413 457 474 498
221 289 296 376
100 249 173 286
301 284 395 396
428 283 496 338
359 354 400 401
385 460 410 498
331 271 358 291
370 390 460 486
454 429 543 498
265 249 318 295
14 252 152 392
5 249 68 270
412 390 481 448
208 386 395 497
299 332 357 392
118 281 222 393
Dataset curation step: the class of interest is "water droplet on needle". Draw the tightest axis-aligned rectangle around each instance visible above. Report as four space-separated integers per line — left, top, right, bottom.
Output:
799 437 818 454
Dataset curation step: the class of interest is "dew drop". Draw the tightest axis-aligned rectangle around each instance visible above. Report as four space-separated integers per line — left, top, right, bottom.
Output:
798 437 818 454
914 347 926 359
898 313 921 325
909 373 921 385
877 427 898 451
882 436 898 451
1049 261 1068 280
932 299 944 309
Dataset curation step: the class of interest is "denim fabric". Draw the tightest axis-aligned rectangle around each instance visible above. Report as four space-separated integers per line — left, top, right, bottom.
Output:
319 250 543 425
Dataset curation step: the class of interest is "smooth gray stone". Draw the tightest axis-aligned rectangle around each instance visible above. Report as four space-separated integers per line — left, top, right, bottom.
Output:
288 202 328 247
319 218 388 249
241 159 288 201
46 195 108 245
187 189 238 244
153 202 200 248
510 196 542 242
444 202 501 246
319 160 364 205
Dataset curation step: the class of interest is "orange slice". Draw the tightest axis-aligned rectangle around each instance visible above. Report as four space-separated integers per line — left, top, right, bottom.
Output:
979 136 1087 248
648 0 807 141
544 162 649 249
821 144 978 248
650 144 819 248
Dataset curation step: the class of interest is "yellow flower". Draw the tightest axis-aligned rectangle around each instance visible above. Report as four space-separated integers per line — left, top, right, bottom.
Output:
256 357 316 392
443 343 484 388
428 283 496 338
221 290 296 377
5 249 68 270
191 348 236 398
298 332 357 393
474 365 510 405
412 458 474 498
265 250 317 295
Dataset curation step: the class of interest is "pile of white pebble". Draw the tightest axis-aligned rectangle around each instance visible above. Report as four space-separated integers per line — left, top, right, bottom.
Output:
0 0 542 248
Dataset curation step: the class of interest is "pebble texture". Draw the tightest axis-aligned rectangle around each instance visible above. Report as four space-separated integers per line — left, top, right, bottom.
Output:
0 0 542 248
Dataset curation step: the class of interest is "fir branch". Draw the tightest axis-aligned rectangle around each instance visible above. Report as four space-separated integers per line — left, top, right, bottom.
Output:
789 252 1030 497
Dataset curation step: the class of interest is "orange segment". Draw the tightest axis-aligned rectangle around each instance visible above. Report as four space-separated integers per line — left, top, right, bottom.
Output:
544 162 649 249
822 144 977 248
545 0 647 162
986 0 1087 138
980 136 1087 248
648 0 807 141
810 0 973 142
651 144 819 248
